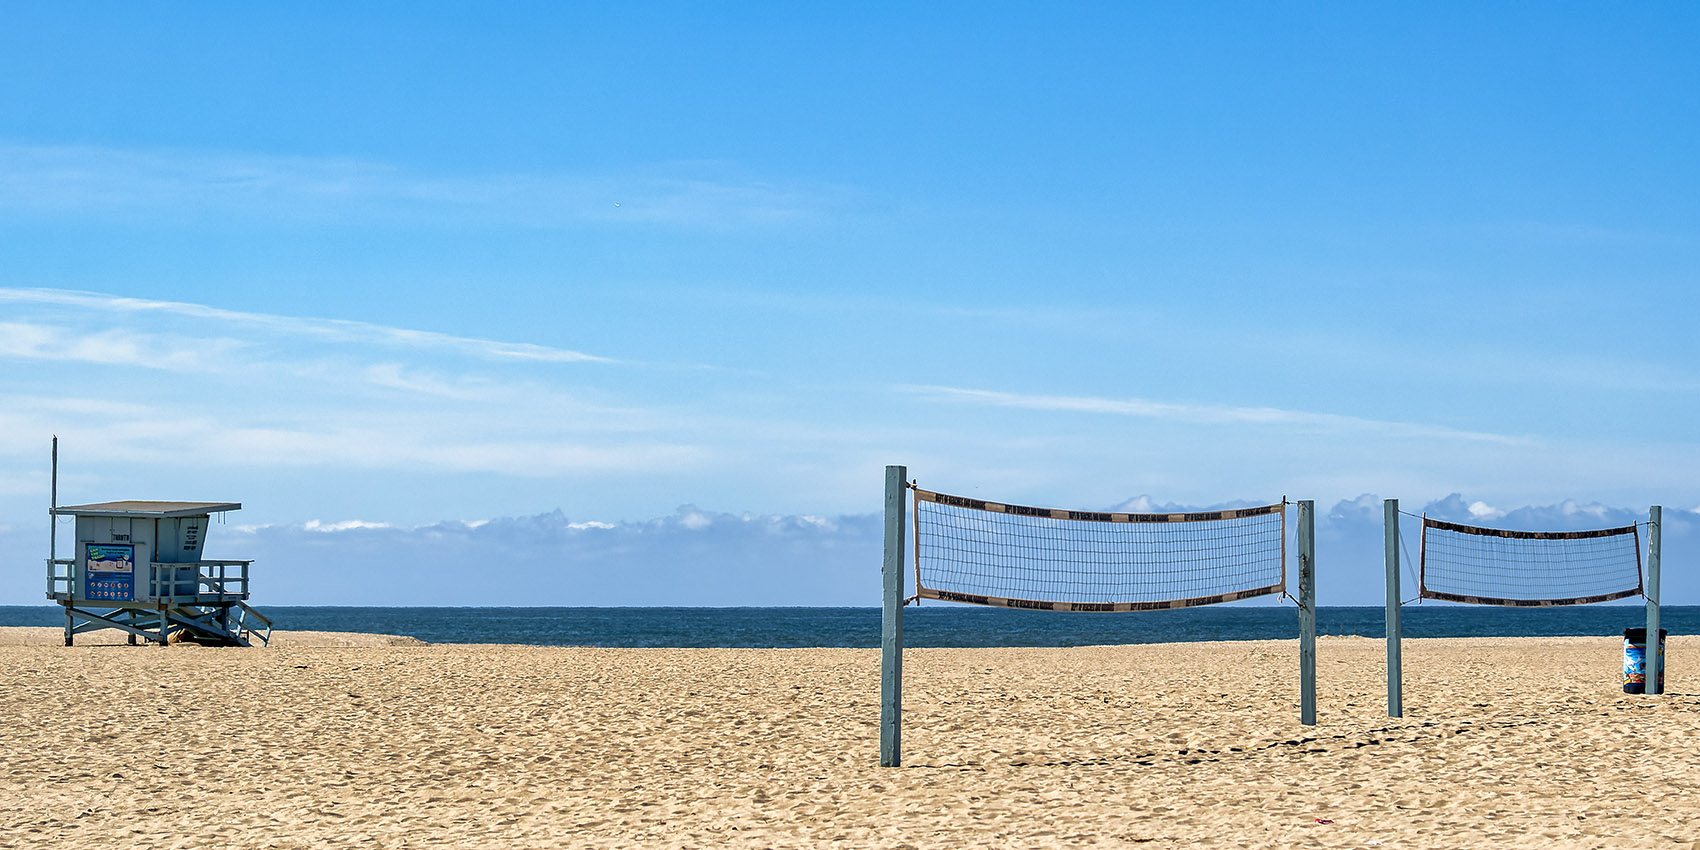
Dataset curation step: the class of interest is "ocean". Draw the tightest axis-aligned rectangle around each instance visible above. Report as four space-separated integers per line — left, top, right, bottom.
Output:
1 604 1689 647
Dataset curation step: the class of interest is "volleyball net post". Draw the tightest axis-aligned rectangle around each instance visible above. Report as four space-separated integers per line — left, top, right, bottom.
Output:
879 464 907 767
1385 498 1403 718
1646 505 1662 696
1298 500 1316 727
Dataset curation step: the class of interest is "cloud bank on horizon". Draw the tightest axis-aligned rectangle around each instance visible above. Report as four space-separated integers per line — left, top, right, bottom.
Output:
2 493 1688 607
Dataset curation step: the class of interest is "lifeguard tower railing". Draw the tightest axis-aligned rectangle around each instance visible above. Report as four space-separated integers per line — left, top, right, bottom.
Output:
48 558 258 602
48 557 273 646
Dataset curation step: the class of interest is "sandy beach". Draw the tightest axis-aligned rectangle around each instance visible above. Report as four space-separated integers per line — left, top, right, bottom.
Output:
1 629 1696 849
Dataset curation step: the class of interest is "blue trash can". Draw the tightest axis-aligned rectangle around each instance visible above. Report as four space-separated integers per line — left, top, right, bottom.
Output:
1623 628 1667 694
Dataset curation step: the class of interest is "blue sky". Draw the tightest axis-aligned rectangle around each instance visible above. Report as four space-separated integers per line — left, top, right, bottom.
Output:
2 4 1696 605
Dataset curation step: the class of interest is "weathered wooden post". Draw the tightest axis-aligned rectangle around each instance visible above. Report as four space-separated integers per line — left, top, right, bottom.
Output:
1646 505 1662 696
880 465 907 766
1298 499 1316 726
1385 498 1403 717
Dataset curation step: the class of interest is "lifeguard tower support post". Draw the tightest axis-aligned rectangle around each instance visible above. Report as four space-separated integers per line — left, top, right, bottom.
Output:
44 441 272 647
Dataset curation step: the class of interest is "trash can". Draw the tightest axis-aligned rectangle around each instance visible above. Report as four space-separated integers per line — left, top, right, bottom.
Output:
1623 627 1667 694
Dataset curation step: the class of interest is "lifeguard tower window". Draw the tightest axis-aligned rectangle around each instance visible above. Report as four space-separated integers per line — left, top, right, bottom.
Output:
48 501 272 647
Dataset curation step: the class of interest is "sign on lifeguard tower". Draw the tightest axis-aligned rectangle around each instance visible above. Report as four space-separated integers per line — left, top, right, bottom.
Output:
45 440 272 647
85 542 136 600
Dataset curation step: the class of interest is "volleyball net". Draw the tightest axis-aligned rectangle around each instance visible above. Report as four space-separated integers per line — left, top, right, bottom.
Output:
1417 516 1643 607
911 486 1288 611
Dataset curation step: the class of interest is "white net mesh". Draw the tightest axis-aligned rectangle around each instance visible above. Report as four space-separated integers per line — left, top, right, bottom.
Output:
912 487 1286 611
1418 517 1642 606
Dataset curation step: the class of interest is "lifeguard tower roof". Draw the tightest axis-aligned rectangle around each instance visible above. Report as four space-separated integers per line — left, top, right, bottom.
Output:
53 501 241 518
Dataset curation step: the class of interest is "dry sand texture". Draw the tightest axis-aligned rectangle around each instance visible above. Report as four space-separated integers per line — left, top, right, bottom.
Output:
1 631 1697 849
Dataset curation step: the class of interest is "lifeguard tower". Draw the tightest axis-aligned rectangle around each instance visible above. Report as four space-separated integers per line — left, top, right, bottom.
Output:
46 500 272 647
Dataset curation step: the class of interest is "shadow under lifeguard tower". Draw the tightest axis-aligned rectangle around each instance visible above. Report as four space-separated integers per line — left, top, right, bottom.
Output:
47 500 272 647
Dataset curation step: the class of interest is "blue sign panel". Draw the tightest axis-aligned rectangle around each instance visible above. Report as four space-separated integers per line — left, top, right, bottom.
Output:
86 543 135 601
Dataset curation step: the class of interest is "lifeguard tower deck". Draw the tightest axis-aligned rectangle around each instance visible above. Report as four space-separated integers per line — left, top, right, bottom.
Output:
47 500 272 647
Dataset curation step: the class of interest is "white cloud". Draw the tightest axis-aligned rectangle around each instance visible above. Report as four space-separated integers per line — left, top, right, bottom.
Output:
908 384 1524 445
0 321 246 372
678 507 713 531
1104 494 1265 513
302 519 393 532
360 363 504 401
0 288 611 365
0 288 710 480
1557 500 1615 522
186 420 706 477
0 144 845 231
1109 496 1155 513
1420 494 1645 531
0 390 706 478
1467 500 1504 520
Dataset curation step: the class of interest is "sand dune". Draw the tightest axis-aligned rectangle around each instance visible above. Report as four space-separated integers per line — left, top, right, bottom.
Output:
1 633 1695 848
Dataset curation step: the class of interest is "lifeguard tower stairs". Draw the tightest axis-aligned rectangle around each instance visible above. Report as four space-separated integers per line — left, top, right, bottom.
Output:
47 501 272 647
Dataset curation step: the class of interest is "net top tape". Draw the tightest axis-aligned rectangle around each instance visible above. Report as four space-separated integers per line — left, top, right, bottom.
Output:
1422 516 1637 541
911 487 1283 524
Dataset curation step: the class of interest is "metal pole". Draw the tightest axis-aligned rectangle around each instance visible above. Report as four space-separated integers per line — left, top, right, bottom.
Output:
880 465 907 766
1646 505 1662 696
49 435 58 573
1385 499 1403 717
1298 499 1316 726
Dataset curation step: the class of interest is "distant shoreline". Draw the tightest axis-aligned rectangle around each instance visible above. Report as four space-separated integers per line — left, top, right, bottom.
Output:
0 604 1686 649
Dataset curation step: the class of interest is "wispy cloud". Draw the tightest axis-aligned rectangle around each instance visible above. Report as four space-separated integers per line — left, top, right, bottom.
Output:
0 287 706 479
905 385 1525 445
0 288 611 365
0 143 846 230
0 391 706 476
0 321 246 371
